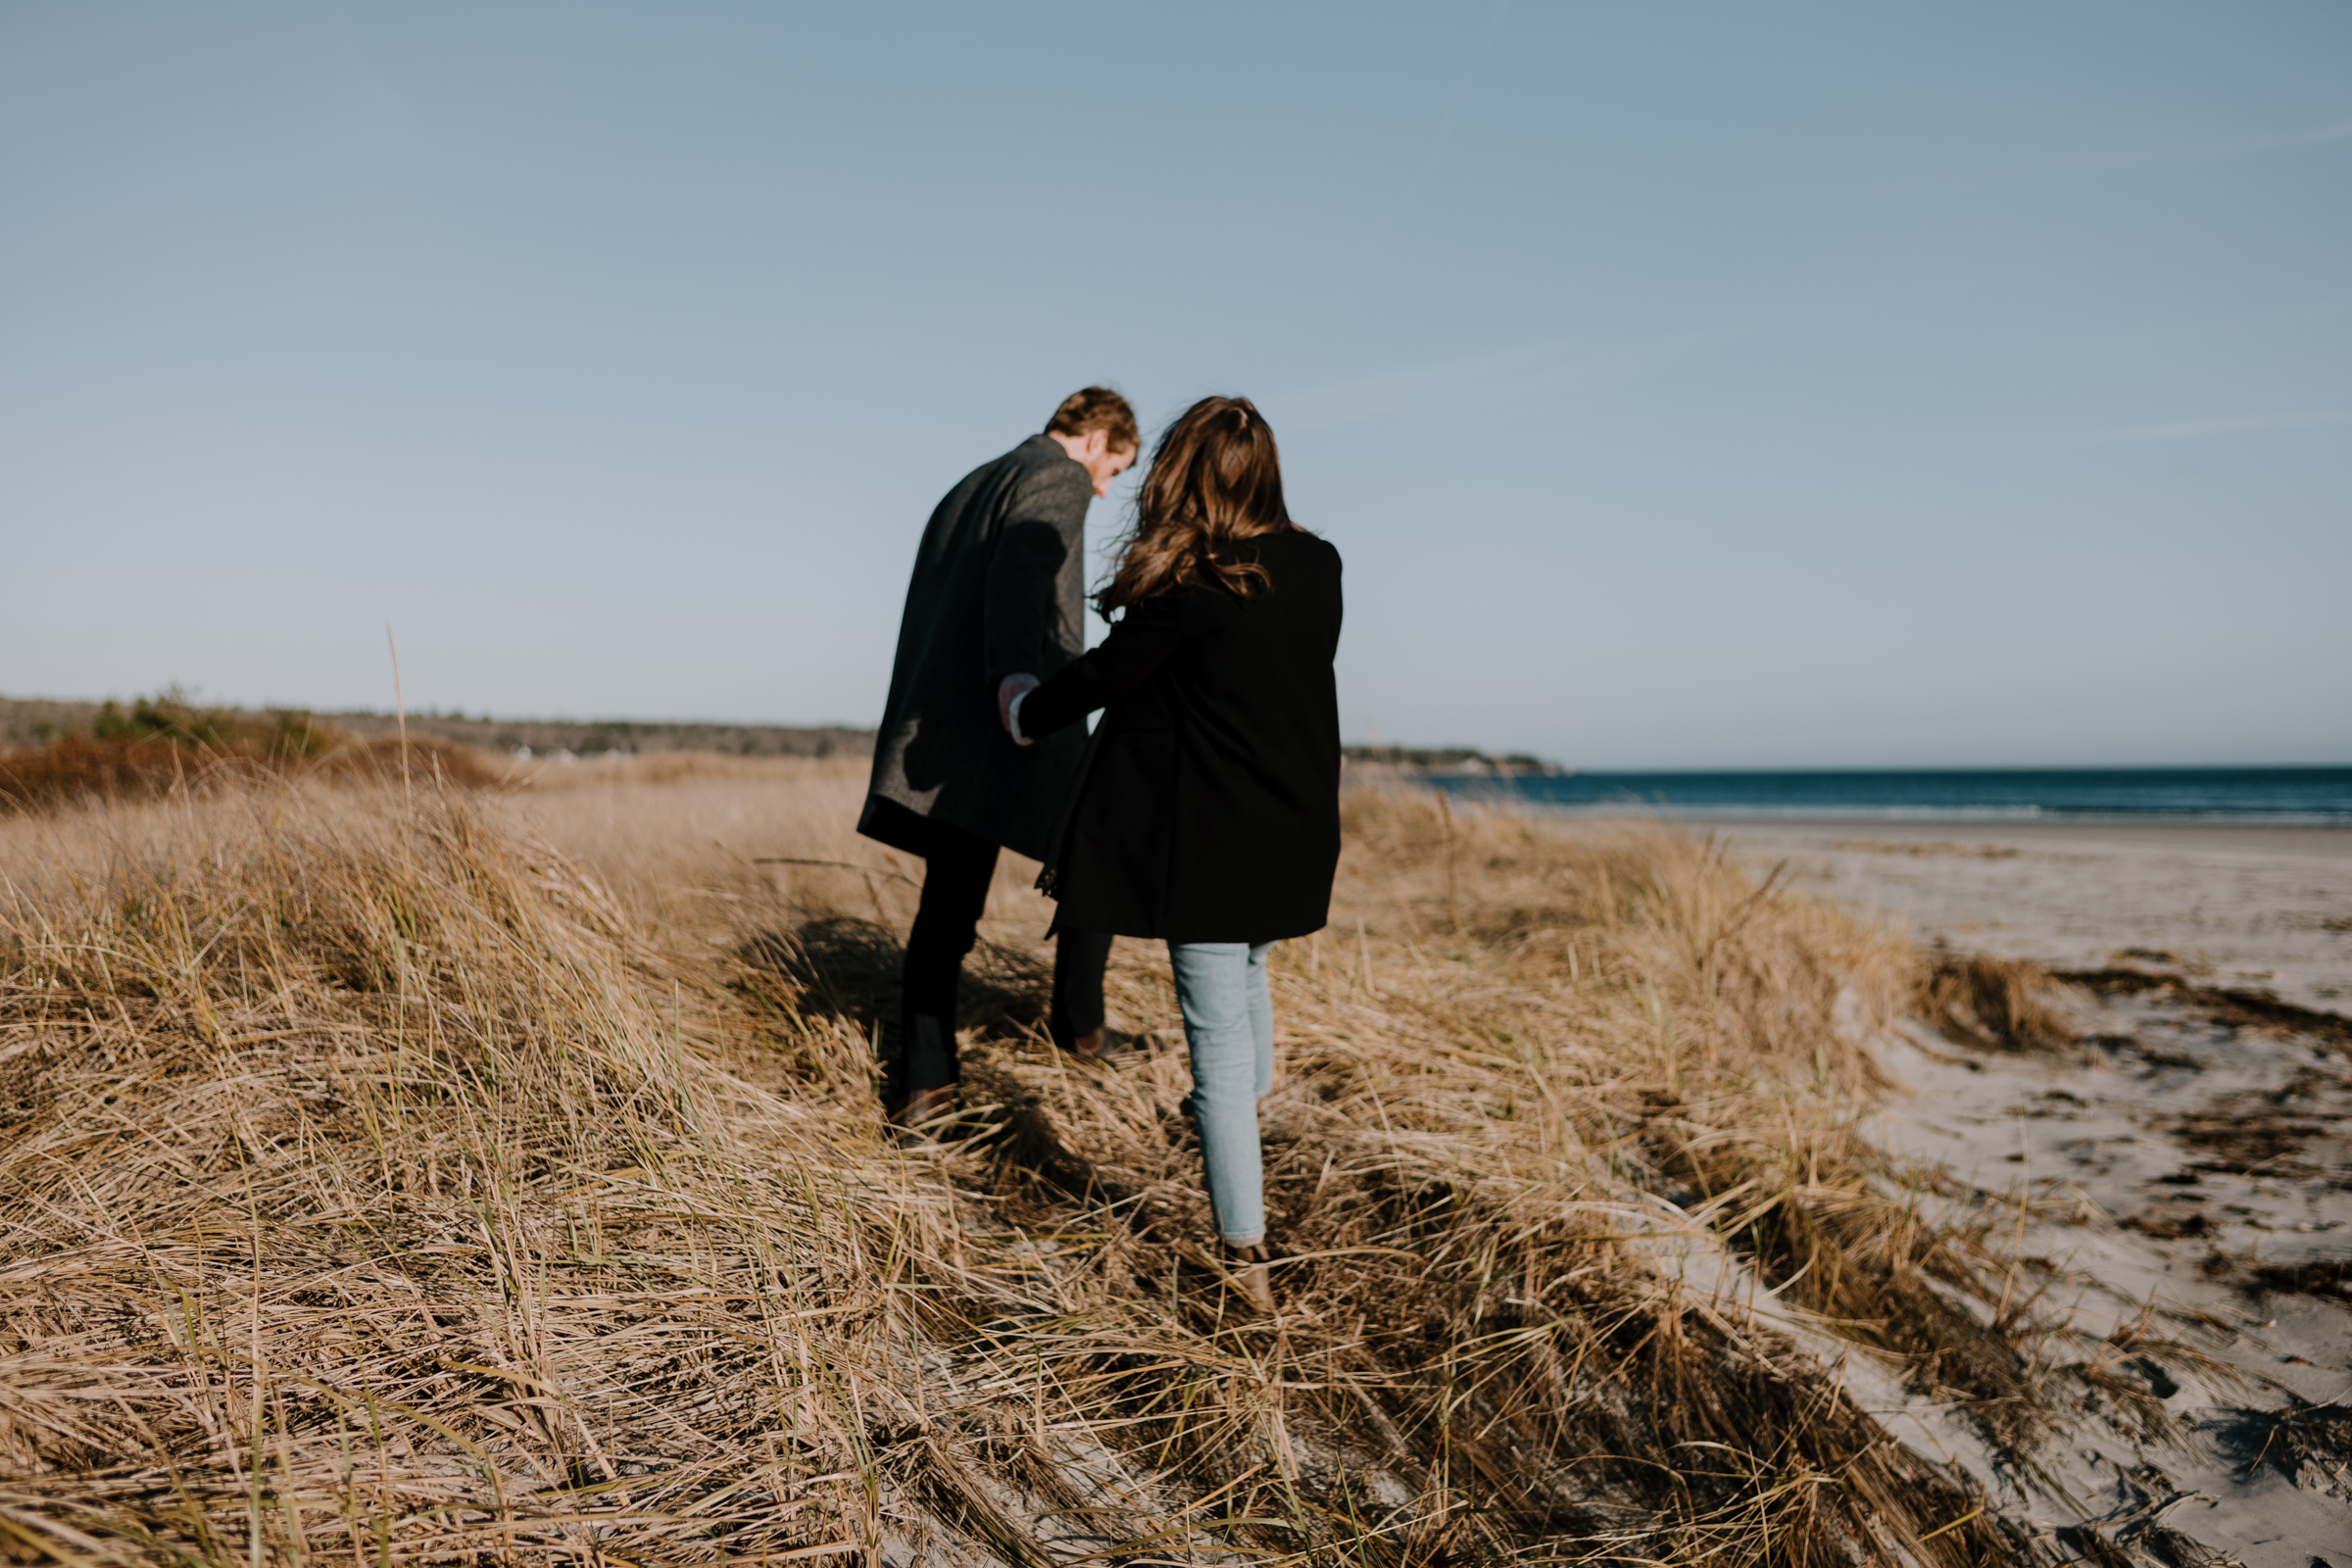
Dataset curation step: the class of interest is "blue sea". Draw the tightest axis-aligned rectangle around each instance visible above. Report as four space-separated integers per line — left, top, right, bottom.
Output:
1429 767 2352 825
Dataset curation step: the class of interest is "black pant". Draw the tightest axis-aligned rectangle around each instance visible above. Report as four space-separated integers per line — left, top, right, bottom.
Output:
897 820 1111 1102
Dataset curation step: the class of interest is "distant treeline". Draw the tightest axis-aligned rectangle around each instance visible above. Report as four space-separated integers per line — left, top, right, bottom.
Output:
1343 744 1561 775
325 710 874 760
5 696 1548 772
2 696 872 761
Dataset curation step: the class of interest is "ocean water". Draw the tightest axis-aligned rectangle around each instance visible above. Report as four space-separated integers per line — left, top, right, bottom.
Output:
1429 766 2352 825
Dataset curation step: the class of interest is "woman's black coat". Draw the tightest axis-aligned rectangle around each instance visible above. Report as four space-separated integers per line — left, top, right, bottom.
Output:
1020 529 1343 943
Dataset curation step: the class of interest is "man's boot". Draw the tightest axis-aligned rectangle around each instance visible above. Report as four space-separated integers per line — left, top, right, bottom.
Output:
892 1014 958 1144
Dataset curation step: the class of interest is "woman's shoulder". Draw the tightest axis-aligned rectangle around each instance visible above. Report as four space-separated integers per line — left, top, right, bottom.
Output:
1124 574 1246 633
1268 525 1336 557
1262 527 1340 578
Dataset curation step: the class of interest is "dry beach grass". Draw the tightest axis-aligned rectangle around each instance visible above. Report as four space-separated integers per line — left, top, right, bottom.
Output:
0 697 498 815
0 757 2317 1565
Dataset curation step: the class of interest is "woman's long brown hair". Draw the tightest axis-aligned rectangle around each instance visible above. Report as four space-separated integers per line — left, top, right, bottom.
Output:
1097 396 1298 618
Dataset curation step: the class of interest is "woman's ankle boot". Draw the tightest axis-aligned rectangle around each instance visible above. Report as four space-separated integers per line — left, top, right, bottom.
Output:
1221 1241 1275 1313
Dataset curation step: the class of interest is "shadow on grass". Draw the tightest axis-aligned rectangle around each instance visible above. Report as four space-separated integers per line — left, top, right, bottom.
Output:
739 917 1135 1214
2199 1397 2352 1490
742 914 1054 1068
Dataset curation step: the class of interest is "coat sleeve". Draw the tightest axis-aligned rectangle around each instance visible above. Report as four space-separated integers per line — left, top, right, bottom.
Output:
982 461 1092 685
1018 587 1237 740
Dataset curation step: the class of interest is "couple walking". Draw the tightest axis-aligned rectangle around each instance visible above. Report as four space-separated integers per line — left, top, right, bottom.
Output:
858 387 1342 1308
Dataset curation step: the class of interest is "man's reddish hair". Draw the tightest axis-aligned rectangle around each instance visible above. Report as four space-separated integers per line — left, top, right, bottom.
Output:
1045 386 1140 454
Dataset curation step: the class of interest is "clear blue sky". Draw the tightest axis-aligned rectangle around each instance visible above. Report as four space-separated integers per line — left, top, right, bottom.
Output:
4 2 2346 768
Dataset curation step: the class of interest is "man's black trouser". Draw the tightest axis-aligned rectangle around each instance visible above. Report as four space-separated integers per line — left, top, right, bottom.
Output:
895 818 1112 1104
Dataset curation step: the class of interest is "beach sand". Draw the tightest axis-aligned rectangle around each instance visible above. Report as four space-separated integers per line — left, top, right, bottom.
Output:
1718 820 2352 1016
1712 820 2352 1563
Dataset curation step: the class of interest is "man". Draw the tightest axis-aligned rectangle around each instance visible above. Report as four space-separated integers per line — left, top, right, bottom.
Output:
858 386 1140 1125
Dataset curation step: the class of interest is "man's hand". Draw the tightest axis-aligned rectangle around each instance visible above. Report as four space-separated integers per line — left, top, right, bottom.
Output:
998 673 1042 743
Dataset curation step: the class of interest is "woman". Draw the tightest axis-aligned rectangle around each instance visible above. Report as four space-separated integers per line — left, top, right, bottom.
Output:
1001 395 1342 1312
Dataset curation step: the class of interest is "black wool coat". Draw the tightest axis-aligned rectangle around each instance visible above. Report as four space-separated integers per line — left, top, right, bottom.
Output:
859 435 1097 863
1020 529 1343 943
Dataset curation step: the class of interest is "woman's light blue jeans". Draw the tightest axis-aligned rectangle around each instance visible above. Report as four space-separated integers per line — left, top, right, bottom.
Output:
1168 941 1276 1247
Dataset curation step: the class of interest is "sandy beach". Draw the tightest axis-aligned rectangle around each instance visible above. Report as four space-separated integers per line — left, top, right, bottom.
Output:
1710 819 2352 1563
1717 820 2352 1017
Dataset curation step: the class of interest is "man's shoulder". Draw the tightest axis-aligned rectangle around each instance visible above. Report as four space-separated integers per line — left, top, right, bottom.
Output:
1002 436 1092 515
946 436 1033 489
944 434 1082 502
1006 433 1086 480
1002 431 1067 469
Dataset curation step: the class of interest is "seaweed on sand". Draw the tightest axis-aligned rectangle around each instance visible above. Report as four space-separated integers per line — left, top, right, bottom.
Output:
1918 953 2082 1054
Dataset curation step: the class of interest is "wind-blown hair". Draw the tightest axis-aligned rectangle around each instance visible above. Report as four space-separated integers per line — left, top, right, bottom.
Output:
1098 396 1298 617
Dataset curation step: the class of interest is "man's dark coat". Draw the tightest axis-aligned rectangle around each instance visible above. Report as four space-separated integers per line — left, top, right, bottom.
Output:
859 434 1096 863
1019 529 1344 942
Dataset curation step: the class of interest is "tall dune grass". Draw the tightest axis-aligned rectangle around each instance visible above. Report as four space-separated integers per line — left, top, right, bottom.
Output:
0 765 2070 1565
0 694 498 814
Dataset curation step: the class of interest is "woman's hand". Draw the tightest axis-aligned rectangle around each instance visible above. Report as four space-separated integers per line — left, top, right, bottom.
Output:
998 673 1042 744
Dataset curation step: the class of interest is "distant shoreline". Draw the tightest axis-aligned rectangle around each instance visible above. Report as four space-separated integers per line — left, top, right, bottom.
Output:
7 696 2338 791
0 696 1559 775
1445 808 2352 827
1429 763 2352 827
